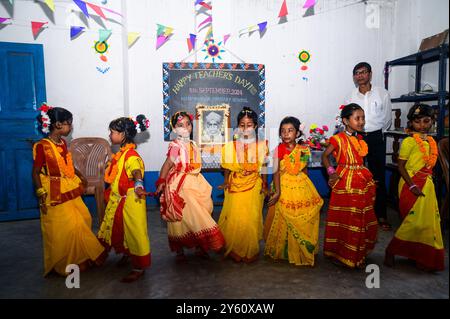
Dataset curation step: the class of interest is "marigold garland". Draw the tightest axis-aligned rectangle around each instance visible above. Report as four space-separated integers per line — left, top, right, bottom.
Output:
104 143 136 184
348 135 368 157
412 134 438 168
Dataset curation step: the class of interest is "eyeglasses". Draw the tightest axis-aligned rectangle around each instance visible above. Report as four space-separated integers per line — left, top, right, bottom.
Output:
354 70 370 76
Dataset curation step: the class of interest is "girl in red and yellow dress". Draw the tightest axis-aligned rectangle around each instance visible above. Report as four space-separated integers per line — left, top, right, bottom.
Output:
219 107 269 263
322 103 378 268
385 104 444 271
32 105 106 277
156 111 225 262
264 116 323 266
98 115 151 282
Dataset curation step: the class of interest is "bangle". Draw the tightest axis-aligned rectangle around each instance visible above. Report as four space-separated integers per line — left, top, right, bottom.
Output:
36 187 47 197
327 166 336 176
155 177 166 187
409 184 417 190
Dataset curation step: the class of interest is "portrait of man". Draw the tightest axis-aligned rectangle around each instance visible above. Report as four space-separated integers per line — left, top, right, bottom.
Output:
202 111 224 144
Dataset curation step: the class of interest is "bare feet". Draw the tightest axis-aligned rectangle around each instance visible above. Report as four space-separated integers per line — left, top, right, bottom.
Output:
120 269 145 283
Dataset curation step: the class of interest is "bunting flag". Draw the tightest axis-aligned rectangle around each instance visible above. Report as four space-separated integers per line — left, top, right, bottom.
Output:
187 38 193 52
70 26 84 39
194 0 203 5
223 34 230 45
278 0 288 17
189 33 196 51
303 0 316 9
87 2 107 19
128 32 140 47
73 0 89 18
101 7 123 17
156 24 173 49
198 16 212 29
99 29 112 42
31 21 48 38
204 25 213 42
258 21 267 33
156 35 170 49
0 17 10 24
199 2 212 10
44 0 55 12
8 0 13 5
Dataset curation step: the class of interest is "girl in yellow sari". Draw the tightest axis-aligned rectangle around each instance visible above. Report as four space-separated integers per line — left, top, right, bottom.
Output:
32 105 106 277
156 111 225 262
98 115 151 282
264 117 323 266
219 107 269 263
385 104 444 271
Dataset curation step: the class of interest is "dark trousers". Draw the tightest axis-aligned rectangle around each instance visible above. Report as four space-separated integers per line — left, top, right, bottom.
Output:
364 130 387 220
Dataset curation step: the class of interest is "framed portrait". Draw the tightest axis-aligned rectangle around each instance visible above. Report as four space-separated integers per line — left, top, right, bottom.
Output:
196 104 230 146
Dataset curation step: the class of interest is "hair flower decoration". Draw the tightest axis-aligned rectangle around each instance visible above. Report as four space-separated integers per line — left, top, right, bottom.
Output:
38 102 53 134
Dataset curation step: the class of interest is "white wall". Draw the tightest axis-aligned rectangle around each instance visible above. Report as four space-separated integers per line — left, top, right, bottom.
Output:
1 0 448 170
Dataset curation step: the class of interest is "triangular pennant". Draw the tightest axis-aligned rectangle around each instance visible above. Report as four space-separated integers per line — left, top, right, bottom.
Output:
189 33 197 50
195 0 203 5
278 0 288 17
187 38 193 52
128 32 140 47
198 16 212 29
156 35 169 50
0 17 10 24
156 24 166 37
99 29 112 42
199 2 212 10
73 0 89 18
258 21 267 33
163 26 174 37
31 21 48 38
223 34 230 45
87 2 107 19
303 0 316 9
248 25 257 34
101 7 122 17
44 0 55 12
8 0 13 5
204 25 213 40
70 26 84 38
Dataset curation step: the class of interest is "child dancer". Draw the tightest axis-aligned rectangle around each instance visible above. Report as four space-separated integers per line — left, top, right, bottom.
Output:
32 104 106 276
385 104 444 271
264 116 323 266
322 103 378 268
219 107 269 263
97 115 151 282
156 111 225 261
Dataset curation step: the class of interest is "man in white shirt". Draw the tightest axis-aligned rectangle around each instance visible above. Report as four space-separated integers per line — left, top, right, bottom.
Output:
346 62 392 230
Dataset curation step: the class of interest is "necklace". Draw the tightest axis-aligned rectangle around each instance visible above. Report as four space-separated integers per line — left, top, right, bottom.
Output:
347 134 368 157
412 133 438 168
48 136 64 146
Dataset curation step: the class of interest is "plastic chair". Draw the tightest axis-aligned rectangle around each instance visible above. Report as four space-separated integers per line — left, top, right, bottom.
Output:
438 138 449 226
69 137 112 225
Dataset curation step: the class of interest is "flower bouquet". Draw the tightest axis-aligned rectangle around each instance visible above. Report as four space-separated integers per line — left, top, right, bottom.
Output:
307 124 329 150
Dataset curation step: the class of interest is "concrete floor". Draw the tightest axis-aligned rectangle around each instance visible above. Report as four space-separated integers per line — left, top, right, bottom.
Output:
0 202 448 299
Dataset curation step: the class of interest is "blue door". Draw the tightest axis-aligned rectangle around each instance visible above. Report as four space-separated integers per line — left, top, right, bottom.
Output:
0 42 47 221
